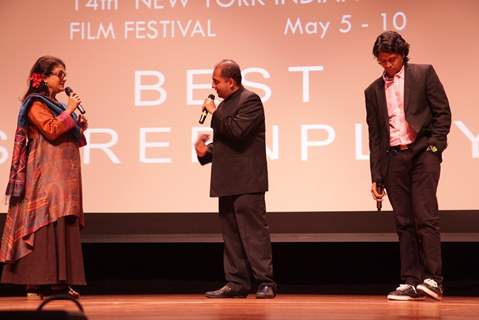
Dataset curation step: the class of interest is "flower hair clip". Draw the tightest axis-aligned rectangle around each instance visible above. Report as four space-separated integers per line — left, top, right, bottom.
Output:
30 73 42 88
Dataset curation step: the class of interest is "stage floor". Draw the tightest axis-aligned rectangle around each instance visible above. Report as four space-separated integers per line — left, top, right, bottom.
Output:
1 294 478 319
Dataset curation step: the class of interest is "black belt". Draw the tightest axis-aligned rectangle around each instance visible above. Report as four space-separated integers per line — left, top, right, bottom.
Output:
389 144 411 152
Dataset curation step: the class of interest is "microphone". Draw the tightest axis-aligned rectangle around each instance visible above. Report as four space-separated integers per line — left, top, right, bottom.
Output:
64 87 86 114
199 94 215 124
376 182 384 212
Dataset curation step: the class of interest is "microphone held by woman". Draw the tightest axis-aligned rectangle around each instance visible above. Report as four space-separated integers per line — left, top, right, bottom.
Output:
65 86 86 114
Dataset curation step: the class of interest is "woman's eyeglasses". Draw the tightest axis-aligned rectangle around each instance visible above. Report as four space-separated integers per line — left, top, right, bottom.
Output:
50 71 67 80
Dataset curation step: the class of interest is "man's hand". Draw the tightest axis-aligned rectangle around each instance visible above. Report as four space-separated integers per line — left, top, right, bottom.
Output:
203 97 217 114
195 134 210 157
371 182 386 201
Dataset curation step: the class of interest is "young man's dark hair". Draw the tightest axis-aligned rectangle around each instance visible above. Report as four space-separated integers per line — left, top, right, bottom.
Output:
372 31 410 63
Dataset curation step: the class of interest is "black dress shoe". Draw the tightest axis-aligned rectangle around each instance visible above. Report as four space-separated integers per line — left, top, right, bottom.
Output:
205 285 248 298
256 285 276 299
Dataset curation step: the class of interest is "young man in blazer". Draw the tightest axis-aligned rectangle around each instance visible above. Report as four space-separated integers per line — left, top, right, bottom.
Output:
195 59 276 299
365 31 451 301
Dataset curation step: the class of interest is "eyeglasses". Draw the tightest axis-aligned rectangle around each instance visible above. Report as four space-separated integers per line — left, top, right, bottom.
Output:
50 70 67 80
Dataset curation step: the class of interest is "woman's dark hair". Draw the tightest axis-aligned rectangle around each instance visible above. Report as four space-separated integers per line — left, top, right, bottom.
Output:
23 55 66 101
372 31 410 63
216 59 242 85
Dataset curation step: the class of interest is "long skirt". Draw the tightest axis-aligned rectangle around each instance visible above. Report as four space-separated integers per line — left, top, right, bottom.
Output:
1 216 86 286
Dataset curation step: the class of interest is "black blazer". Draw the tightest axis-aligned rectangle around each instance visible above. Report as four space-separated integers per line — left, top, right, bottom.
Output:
199 87 268 197
365 63 452 183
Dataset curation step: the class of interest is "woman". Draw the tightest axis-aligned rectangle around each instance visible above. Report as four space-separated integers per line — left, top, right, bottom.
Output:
0 56 88 298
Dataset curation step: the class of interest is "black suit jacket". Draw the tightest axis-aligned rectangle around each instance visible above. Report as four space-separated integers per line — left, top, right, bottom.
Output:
365 63 452 183
199 87 268 197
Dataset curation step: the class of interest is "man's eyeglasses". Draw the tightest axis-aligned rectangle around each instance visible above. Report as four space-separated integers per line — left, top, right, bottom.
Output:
50 71 67 80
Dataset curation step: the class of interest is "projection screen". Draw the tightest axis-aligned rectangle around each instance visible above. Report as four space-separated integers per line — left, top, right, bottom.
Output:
0 0 478 214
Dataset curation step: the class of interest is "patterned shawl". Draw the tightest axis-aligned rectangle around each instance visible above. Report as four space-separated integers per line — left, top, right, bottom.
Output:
5 94 81 203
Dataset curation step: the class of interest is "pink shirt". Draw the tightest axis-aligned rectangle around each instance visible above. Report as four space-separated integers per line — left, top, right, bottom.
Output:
384 66 416 146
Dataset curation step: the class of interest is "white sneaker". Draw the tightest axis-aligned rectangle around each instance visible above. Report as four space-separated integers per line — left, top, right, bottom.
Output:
387 284 426 301
417 278 443 301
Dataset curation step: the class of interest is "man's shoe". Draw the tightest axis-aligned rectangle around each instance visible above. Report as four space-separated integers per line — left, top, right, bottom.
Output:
387 284 426 301
256 285 276 299
417 278 443 301
205 285 248 298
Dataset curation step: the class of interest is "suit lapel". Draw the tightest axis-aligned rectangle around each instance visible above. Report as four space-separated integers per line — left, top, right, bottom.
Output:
404 64 413 113
217 99 233 119
217 88 243 117
375 79 389 133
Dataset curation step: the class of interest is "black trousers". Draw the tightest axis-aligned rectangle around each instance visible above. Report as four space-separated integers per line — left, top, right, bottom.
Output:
218 193 276 292
386 147 443 286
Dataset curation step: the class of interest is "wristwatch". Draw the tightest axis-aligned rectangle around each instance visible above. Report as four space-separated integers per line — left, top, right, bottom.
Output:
427 145 439 153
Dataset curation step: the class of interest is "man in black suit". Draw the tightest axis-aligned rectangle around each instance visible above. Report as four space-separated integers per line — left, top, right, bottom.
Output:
195 59 276 299
365 31 451 301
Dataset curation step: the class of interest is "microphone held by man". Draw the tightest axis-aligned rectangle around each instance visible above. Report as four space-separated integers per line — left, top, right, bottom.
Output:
371 181 385 212
198 94 216 124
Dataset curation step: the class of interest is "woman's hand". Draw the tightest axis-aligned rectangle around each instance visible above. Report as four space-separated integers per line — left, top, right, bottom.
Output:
78 114 88 131
66 92 81 114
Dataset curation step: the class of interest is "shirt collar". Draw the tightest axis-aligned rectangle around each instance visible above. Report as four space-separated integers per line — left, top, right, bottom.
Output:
223 86 243 102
